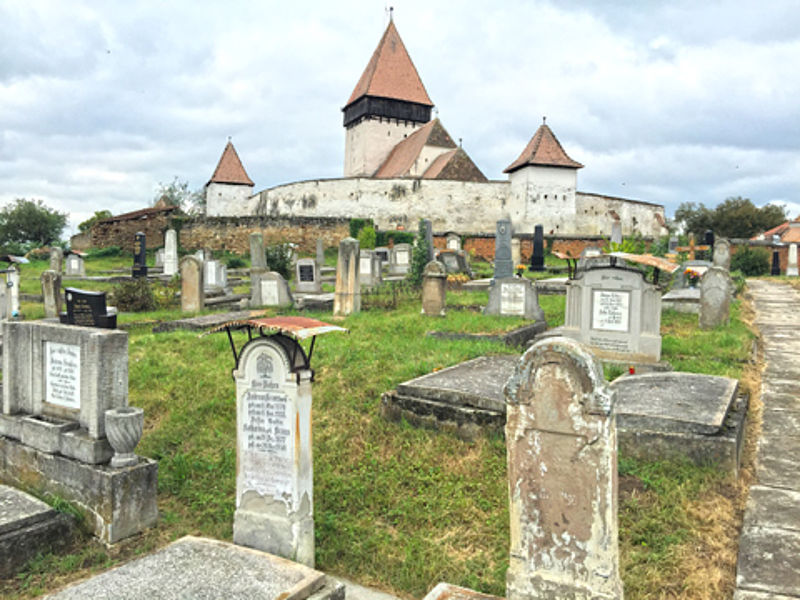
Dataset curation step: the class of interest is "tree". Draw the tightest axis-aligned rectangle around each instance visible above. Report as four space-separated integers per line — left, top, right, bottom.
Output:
408 219 429 287
78 210 112 233
0 199 68 251
154 177 203 213
675 197 786 239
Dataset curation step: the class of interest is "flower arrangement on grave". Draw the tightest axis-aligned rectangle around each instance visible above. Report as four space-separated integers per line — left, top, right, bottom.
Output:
516 264 527 277
685 267 701 287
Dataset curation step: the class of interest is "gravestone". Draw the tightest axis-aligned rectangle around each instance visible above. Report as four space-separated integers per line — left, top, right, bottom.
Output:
132 232 147 278
333 238 360 316
374 246 390 265
674 260 711 289
705 229 715 248
771 250 781 276
611 220 622 246
485 277 546 321
194 249 205 262
6 265 19 319
315 238 325 268
251 271 293 307
530 225 545 272
511 238 521 267
389 243 411 276
493 219 514 280
180 256 204 312
41 270 62 318
421 260 447 316
250 233 267 272
205 259 221 289
164 229 178 277
561 265 662 362
668 236 679 253
49 248 63 273
423 219 434 262
446 233 461 251
359 250 382 288
713 238 731 271
699 267 733 329
435 249 472 276
154 249 165 268
64 254 85 277
295 259 322 294
787 243 799 277
233 334 314 566
59 288 116 329
504 336 622 600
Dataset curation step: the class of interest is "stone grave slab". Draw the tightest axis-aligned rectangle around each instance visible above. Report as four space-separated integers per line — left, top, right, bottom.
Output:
661 287 701 314
742 485 800 532
153 310 267 333
45 536 342 600
423 583 502 600
735 526 800 598
0 485 74 577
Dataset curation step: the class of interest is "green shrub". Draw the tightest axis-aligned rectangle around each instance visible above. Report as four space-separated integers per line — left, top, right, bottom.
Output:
377 230 415 246
87 245 124 258
349 218 373 239
226 256 246 269
111 278 156 312
265 243 293 280
407 220 428 287
357 225 377 250
730 269 747 295
731 246 770 276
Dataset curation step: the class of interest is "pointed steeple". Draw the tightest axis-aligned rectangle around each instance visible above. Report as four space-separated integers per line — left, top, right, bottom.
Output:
504 121 583 174
208 140 254 186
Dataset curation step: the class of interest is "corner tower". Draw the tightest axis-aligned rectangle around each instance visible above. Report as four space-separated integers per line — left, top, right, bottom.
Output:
342 18 434 177
205 140 255 216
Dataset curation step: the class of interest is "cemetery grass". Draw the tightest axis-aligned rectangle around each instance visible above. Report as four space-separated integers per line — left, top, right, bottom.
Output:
2 287 756 599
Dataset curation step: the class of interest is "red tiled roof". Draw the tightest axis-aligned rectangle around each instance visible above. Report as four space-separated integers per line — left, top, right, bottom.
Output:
756 221 789 240
374 119 455 178
97 204 178 224
424 147 488 182
208 141 254 186
783 227 800 243
346 20 433 108
504 123 583 173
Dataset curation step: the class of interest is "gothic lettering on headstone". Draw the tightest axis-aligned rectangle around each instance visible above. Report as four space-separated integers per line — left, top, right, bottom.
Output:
45 341 81 410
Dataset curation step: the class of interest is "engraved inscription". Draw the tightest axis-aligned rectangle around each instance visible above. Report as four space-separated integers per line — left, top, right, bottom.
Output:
591 290 630 332
45 342 81 410
299 264 314 282
500 282 525 316
589 336 631 353
359 257 371 275
260 280 279 305
396 249 409 265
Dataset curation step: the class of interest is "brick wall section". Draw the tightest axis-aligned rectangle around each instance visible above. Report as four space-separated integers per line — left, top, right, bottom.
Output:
179 216 351 254
90 213 173 252
453 235 607 262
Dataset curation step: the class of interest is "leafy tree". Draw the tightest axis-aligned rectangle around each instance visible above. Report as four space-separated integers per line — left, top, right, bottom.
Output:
676 197 786 239
154 177 203 213
731 246 771 276
78 210 112 233
408 219 429 287
0 199 68 251
357 225 377 249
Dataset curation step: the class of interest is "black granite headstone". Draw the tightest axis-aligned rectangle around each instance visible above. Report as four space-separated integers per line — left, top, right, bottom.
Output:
704 230 715 247
132 232 147 278
375 249 389 262
530 224 545 272
299 264 314 282
423 219 434 263
59 287 116 329
771 250 781 276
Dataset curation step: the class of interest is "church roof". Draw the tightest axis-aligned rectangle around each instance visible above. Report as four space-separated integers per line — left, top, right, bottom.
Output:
423 147 488 182
504 122 583 173
208 141 254 186
345 20 433 108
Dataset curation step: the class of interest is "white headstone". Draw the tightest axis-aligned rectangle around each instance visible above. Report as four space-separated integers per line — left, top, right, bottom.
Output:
787 243 798 277
164 229 178 276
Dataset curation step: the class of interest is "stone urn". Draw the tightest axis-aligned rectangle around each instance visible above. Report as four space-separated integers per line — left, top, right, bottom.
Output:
105 407 144 468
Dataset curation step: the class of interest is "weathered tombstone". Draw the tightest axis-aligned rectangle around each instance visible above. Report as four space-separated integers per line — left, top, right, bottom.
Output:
194 249 205 262
315 238 325 268
6 265 20 319
674 260 711 289
511 238 521 267
530 225 545 272
712 238 731 271
49 247 63 273
65 254 86 277
699 267 733 329
421 260 447 316
154 248 165 268
561 265 662 362
233 334 314 565
423 219 434 262
250 232 267 272
504 336 622 600
493 219 514 280
295 259 322 294
359 250 382 288
374 246 390 265
59 288 116 329
611 220 622 246
787 243 799 277
435 249 472 277
446 233 461 251
132 232 147 278
41 270 62 318
180 256 204 312
205 259 221 289
333 238 360 317
164 229 178 277
251 271 293 307
485 276 546 322
668 236 679 253
389 243 412 276
771 249 781 276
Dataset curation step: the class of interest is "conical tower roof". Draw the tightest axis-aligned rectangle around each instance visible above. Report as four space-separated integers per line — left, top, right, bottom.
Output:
208 141 254 186
504 122 583 173
345 19 433 108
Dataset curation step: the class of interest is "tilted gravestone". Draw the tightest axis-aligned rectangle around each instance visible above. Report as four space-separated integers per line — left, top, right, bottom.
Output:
530 225 545 272
493 219 514 280
389 243 412 276
180 256 204 312
699 267 733 329
250 232 267 272
251 271 293 307
233 334 314 566
164 229 178 277
59 288 117 329
435 249 472 277
132 232 147 278
421 260 447 316
334 238 360 316
712 238 731 271
65 254 85 277
359 250 382 288
295 259 322 294
504 336 622 600
788 243 799 277
41 270 62 319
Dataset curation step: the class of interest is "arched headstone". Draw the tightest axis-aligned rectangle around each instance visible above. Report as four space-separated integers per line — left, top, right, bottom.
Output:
180 256 204 312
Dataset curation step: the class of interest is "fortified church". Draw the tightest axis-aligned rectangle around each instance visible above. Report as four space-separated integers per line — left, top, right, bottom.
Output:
205 18 667 239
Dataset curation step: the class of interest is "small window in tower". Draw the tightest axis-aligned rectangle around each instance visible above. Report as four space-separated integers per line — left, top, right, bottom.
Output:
544 194 548 200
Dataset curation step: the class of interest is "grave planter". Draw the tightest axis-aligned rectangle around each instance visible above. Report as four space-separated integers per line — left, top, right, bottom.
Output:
105 407 144 467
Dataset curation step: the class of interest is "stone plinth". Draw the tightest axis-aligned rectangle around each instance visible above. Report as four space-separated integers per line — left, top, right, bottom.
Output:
661 288 701 314
421 260 446 316
484 277 546 322
333 237 360 317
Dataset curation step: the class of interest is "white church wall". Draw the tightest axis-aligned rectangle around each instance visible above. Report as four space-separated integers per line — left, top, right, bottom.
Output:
509 166 578 234
206 182 255 217
576 192 666 238
344 118 423 177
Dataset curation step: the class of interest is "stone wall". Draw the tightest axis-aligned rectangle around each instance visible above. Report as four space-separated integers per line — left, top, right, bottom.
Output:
90 213 173 252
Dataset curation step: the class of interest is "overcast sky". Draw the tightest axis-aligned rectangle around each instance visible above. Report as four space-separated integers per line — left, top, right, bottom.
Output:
2 0 798 235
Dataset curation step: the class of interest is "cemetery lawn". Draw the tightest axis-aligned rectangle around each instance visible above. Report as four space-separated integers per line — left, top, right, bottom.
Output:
3 263 757 600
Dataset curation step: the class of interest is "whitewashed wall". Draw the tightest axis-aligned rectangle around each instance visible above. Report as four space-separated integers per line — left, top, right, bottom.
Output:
576 193 667 238
206 182 255 216
344 118 423 177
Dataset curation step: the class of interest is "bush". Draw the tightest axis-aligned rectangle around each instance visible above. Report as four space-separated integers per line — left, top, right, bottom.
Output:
265 243 293 280
226 256 246 269
87 245 124 258
111 278 156 312
349 218 373 239
407 220 429 287
730 270 747 295
357 225 377 250
731 246 770 276
377 230 415 246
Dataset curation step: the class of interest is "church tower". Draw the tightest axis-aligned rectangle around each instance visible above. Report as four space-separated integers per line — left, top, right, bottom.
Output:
205 140 255 216
342 18 434 177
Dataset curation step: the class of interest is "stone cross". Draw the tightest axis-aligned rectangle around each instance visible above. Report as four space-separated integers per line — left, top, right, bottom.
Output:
250 232 267 272
333 237 360 316
421 260 447 316
180 256 204 312
164 229 178 277
699 267 733 329
132 232 147 278
504 336 622 600
530 225 545 272
712 238 731 271
787 243 798 277
233 334 314 566
494 219 513 280
41 270 62 318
